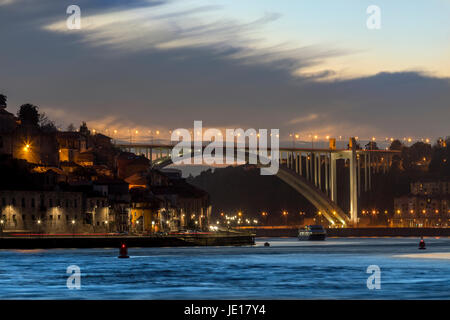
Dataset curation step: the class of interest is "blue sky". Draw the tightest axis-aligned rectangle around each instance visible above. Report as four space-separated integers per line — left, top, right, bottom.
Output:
0 0 449 142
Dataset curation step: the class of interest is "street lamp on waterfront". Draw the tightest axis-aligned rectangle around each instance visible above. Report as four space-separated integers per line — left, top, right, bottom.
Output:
282 210 288 225
261 211 268 225
317 211 324 224
36 219 42 233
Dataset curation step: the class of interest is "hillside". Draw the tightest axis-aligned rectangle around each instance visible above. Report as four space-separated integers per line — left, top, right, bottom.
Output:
187 165 315 224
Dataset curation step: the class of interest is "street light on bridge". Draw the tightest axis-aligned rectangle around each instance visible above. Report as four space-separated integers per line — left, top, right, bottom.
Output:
311 135 318 148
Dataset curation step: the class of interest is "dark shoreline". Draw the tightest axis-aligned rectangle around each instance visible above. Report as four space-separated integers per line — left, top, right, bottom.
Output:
2 228 449 249
248 227 450 238
0 233 255 249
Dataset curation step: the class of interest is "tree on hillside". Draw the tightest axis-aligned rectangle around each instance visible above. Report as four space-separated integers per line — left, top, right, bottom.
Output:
429 138 450 176
401 141 432 171
38 112 57 132
79 121 90 135
17 104 39 126
67 123 76 132
389 139 403 151
0 94 6 108
365 141 379 150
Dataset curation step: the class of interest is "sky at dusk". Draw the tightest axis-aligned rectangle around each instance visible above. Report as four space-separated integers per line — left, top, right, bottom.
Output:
1 0 449 143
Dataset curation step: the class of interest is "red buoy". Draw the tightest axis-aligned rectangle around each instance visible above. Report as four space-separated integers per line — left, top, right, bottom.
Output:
419 237 426 250
118 243 130 258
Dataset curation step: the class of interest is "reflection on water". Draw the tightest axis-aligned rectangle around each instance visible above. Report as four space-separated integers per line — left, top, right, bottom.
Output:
0 238 449 299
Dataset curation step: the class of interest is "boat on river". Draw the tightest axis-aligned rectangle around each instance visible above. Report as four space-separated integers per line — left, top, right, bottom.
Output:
298 225 326 241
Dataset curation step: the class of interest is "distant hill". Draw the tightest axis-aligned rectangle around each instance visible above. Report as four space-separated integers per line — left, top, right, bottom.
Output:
167 164 217 178
186 165 315 224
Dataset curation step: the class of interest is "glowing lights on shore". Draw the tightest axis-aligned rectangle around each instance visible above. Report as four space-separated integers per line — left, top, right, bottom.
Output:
221 211 262 226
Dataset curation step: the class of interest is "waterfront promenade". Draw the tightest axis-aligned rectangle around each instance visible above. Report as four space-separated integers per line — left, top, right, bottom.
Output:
0 232 255 249
2 227 449 249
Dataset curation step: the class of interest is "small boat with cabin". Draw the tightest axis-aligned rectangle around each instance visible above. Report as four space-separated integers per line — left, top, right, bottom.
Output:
298 225 326 241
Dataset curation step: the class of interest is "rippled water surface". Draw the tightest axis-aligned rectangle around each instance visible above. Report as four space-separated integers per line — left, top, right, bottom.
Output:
1 237 449 299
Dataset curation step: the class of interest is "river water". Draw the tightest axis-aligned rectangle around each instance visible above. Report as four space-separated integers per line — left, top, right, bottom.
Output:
0 237 449 299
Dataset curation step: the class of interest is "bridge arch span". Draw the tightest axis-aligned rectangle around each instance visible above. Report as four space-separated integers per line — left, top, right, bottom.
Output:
151 156 349 226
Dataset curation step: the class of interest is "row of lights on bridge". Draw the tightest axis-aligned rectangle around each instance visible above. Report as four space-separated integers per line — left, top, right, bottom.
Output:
86 128 434 144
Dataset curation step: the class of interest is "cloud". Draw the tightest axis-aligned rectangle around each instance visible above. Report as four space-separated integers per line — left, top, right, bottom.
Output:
0 0 16 6
42 0 352 81
1 0 449 143
288 114 320 125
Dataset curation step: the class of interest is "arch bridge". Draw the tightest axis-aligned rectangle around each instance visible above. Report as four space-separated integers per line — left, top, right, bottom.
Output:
116 140 399 226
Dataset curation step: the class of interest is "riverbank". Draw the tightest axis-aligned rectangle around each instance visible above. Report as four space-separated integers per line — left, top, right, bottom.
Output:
0 232 255 249
237 227 450 238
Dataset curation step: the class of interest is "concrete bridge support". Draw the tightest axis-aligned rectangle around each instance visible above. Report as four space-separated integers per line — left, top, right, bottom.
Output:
349 147 358 224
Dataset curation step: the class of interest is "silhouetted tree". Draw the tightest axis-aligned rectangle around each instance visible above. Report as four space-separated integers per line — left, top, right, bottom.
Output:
389 139 403 151
0 94 6 108
429 138 450 176
38 112 57 132
17 104 39 126
365 141 379 150
79 121 90 135
401 142 432 172
67 123 76 132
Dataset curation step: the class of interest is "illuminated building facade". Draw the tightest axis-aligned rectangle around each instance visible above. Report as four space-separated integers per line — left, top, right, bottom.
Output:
0 190 111 233
393 180 450 227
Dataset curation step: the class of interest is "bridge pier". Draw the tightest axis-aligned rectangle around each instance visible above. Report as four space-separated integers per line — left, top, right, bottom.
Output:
330 152 337 203
357 154 361 197
349 145 358 225
314 154 318 187
306 154 310 181
318 154 322 191
325 154 329 196
368 152 372 191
